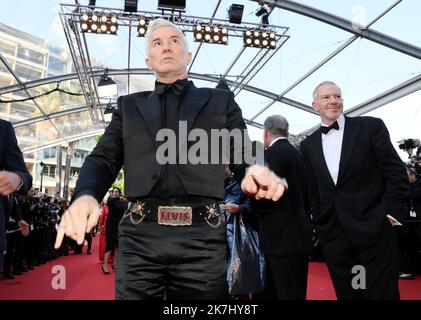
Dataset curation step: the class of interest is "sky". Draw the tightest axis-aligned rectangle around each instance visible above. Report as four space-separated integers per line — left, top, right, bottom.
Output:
1 0 421 161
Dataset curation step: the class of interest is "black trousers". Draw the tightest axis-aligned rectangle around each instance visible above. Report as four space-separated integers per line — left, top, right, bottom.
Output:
258 254 309 300
115 211 227 300
320 217 400 300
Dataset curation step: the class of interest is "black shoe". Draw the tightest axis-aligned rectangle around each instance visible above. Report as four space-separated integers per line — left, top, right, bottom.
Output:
399 273 415 280
101 265 110 275
87 251 92 255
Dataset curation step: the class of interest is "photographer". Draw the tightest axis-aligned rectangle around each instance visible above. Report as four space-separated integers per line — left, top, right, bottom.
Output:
406 168 421 274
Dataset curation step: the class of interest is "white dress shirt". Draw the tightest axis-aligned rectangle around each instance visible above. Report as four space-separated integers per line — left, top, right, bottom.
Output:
321 114 345 185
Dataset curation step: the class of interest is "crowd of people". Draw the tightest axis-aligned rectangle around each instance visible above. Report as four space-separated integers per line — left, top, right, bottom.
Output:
0 190 93 280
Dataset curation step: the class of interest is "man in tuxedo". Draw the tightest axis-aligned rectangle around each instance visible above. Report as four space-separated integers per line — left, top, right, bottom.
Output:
54 18 287 299
255 115 312 299
0 119 32 273
300 81 409 299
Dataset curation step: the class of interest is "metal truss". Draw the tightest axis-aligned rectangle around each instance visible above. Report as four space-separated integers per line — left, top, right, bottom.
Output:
58 2 289 127
0 52 69 144
249 0 407 122
231 33 289 97
59 2 103 125
254 0 421 59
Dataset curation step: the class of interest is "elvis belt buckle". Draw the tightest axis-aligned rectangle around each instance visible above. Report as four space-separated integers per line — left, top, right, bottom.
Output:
158 206 192 226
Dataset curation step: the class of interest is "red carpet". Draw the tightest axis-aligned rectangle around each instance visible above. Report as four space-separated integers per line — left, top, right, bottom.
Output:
1 236 420 300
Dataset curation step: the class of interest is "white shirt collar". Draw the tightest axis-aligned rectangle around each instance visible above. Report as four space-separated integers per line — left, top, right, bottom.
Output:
269 136 287 147
321 114 345 129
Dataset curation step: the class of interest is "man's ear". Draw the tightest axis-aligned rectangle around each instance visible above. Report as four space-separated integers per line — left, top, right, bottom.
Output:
187 52 192 65
145 58 152 70
311 101 319 112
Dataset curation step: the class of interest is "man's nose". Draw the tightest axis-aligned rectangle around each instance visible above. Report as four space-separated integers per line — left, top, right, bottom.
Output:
162 42 172 52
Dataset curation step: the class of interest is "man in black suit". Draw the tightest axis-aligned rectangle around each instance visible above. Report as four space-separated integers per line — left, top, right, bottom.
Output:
0 119 32 273
54 18 287 299
255 115 312 299
300 81 409 300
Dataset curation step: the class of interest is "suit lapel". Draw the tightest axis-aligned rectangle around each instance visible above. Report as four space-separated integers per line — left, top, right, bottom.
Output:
179 83 211 132
337 116 361 186
133 83 211 151
309 129 336 188
134 92 162 150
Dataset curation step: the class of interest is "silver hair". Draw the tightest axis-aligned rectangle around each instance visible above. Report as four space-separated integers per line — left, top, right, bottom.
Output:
144 18 189 57
264 115 289 138
312 81 342 100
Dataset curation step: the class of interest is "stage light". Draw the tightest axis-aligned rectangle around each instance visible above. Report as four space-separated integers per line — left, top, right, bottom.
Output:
243 29 276 49
137 17 151 37
89 0 96 7
228 4 244 24
193 23 228 45
255 4 273 27
98 69 117 98
80 12 118 35
124 0 138 13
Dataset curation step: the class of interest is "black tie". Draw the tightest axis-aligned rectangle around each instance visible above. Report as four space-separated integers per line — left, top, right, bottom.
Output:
154 78 189 96
321 121 339 134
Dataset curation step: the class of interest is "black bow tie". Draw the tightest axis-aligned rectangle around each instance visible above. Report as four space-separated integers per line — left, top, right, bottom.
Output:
321 121 339 134
154 79 189 96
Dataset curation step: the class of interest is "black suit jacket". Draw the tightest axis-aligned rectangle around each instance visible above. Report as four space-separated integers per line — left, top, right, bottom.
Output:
254 139 312 256
0 119 32 261
73 82 249 202
300 116 409 246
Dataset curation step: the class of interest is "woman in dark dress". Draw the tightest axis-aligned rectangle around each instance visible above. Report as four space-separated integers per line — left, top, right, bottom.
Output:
102 188 128 274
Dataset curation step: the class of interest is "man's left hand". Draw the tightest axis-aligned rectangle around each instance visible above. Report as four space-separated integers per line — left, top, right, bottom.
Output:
0 170 22 195
241 164 287 201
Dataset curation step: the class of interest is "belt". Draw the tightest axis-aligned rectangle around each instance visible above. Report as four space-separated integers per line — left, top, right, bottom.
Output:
124 198 223 228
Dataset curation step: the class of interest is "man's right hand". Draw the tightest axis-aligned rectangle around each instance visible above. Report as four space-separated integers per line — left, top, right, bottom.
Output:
54 195 100 249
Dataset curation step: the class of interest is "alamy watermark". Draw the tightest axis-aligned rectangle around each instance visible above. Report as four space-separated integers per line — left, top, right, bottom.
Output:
351 265 366 290
155 121 264 165
51 265 66 290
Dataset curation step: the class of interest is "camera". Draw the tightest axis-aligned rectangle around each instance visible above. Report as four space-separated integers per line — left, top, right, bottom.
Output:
398 138 420 155
398 138 421 175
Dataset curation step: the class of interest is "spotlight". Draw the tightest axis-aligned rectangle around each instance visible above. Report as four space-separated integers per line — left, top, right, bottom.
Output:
137 17 151 37
193 23 228 45
228 4 244 24
103 103 115 122
158 0 186 11
124 0 138 13
255 4 273 27
98 69 118 98
80 12 118 35
216 79 230 91
104 104 116 114
243 29 276 49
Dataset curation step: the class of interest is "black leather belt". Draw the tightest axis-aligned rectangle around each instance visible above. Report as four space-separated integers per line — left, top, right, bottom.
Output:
124 198 223 228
